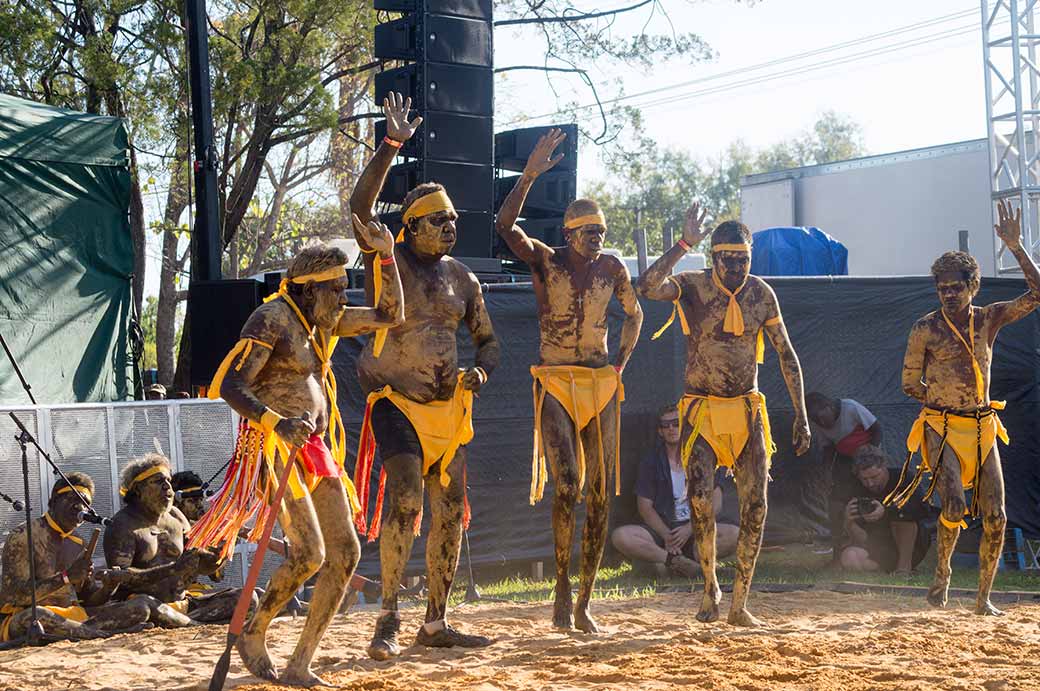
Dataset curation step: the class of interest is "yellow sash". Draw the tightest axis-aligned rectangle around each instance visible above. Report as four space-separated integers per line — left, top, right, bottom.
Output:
43 513 83 546
712 269 747 336
529 365 624 504
651 275 778 363
941 308 986 403
677 391 775 470
365 373 474 488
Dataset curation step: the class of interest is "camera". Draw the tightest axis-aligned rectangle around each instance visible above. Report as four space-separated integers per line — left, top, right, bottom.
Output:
856 497 878 515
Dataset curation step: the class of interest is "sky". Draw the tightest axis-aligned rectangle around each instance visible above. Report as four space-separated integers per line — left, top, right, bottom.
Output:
495 0 990 179
144 0 994 298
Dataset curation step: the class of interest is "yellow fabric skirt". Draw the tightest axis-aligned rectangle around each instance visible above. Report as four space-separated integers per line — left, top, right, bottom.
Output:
529 365 624 504
0 604 88 642
906 404 1008 491
365 380 474 487
677 391 775 470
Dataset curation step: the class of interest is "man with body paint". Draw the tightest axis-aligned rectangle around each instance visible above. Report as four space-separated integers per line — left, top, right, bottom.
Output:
888 199 1040 615
350 92 500 660
494 129 642 633
637 205 811 627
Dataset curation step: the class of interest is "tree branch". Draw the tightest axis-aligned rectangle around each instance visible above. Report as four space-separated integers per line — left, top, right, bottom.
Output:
495 0 653 26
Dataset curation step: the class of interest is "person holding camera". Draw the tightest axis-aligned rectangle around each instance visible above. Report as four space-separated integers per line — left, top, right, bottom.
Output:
839 445 932 575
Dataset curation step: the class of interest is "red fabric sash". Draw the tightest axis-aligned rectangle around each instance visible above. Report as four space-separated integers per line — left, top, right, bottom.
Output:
299 434 339 477
835 425 872 457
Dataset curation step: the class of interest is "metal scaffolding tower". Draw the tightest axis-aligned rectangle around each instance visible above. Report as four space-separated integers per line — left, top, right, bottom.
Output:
982 0 1040 273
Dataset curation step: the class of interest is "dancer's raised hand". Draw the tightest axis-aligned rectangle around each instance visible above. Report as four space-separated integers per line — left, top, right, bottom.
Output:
383 91 423 143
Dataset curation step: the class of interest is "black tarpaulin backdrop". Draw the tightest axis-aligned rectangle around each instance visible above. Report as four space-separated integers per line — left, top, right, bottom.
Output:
331 277 1040 575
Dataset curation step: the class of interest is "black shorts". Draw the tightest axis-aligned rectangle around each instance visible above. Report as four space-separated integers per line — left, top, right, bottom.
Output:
863 521 931 572
641 520 697 560
370 398 423 461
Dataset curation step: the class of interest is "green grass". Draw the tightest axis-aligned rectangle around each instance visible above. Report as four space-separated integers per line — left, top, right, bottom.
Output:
451 543 1040 605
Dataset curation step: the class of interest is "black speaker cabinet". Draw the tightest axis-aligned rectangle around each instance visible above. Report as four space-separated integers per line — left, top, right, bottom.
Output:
375 113 492 163
374 15 492 67
374 63 493 116
373 0 492 20
495 123 578 173
188 279 263 386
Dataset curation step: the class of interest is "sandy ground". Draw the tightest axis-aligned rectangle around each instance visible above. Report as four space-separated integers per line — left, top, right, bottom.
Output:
1 589 1038 691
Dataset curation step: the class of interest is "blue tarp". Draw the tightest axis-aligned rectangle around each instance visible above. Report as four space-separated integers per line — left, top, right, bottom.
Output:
751 226 848 277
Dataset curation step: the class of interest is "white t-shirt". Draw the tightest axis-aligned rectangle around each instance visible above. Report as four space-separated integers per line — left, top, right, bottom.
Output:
817 398 877 444
671 468 690 522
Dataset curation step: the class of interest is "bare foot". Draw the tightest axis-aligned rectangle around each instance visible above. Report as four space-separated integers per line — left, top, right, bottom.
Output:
237 626 279 681
281 665 331 687
695 584 722 623
573 604 600 634
974 600 1005 617
552 584 573 630
727 608 764 627
926 582 949 608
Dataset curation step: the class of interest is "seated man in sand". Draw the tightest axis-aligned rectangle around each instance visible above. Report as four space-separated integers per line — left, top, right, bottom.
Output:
840 445 932 575
612 405 739 577
104 454 248 623
0 472 183 642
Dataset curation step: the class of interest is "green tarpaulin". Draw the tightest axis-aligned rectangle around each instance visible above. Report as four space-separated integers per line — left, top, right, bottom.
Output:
0 94 133 403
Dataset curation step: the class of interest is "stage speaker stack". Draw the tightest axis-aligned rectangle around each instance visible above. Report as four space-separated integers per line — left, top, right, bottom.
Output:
373 0 495 258
493 123 579 260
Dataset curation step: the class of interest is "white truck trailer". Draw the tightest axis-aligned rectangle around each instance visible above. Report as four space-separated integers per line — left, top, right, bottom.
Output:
739 138 1002 277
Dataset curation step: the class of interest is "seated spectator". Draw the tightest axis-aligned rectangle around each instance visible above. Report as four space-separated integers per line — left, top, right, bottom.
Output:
0 472 175 643
806 392 883 551
104 453 251 623
144 383 166 400
611 406 739 577
171 470 207 523
838 445 932 575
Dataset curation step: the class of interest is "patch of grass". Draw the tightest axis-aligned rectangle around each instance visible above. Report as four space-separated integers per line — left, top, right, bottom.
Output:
452 542 1040 604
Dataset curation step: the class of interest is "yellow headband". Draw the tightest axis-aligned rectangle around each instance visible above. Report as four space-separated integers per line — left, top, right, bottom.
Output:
56 485 93 503
177 485 203 494
563 212 607 230
712 243 751 254
287 266 347 284
402 189 456 224
120 465 170 496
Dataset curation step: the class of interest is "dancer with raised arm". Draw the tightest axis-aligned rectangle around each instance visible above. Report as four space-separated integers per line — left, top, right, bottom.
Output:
350 92 500 660
636 205 810 626
494 129 642 632
888 199 1040 615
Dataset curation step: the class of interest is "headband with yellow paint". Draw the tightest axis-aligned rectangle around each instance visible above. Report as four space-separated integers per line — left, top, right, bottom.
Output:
287 266 347 284
397 189 457 242
563 212 607 230
56 485 93 504
120 465 171 497
711 243 751 254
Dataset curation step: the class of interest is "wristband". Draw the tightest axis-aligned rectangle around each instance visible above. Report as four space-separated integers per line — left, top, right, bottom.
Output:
379 255 395 266
613 364 623 374
383 136 404 150
260 408 284 434
677 238 692 251
60 570 70 586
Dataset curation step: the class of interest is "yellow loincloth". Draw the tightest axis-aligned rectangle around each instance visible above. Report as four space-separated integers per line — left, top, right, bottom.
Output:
0 603 88 642
886 404 1008 527
353 373 474 539
529 365 624 504
677 391 775 470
